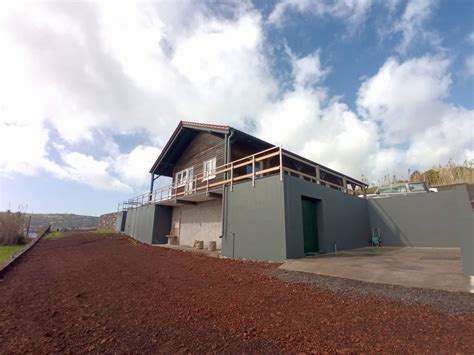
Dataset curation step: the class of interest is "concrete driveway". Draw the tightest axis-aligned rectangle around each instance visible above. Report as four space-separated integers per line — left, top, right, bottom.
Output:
281 247 473 293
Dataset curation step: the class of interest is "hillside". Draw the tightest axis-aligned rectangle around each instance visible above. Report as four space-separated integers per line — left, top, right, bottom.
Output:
23 213 98 231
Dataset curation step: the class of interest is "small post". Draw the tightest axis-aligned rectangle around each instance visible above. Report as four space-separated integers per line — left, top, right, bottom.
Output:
206 174 209 193
252 155 255 187
316 165 320 184
279 146 283 181
230 162 234 191
363 186 367 198
343 177 347 194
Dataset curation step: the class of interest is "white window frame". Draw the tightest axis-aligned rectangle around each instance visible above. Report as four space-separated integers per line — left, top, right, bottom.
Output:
202 157 217 181
175 167 193 187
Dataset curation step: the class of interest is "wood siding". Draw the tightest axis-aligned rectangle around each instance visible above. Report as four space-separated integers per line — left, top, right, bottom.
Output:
172 132 225 183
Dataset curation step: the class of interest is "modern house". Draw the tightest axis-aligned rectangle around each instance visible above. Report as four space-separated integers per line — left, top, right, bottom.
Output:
117 121 473 276
119 121 369 260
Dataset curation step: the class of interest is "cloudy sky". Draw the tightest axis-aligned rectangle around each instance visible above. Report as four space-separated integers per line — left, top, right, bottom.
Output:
0 0 473 215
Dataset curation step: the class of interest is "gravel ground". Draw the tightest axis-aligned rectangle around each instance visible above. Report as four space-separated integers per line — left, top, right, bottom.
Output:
268 269 474 315
0 232 473 353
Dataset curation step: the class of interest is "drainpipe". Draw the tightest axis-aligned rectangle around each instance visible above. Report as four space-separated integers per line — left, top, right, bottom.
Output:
221 129 235 251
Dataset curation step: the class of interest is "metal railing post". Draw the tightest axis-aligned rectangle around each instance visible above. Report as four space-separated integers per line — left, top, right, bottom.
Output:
279 146 283 181
230 162 234 191
252 155 255 187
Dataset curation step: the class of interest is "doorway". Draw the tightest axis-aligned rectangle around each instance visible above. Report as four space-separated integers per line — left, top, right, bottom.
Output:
301 197 320 254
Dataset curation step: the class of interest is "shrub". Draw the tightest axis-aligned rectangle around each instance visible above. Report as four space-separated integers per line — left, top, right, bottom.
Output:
0 211 26 245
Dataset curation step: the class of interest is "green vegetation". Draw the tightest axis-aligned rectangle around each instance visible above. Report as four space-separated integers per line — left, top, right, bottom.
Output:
410 160 473 186
44 231 64 240
95 228 114 234
0 211 27 245
0 245 23 264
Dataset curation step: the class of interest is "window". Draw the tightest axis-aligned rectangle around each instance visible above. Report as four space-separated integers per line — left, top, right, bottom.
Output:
203 158 217 180
246 161 263 176
408 183 427 192
175 167 193 187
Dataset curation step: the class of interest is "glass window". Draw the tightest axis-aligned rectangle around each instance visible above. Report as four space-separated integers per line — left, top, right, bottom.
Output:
409 183 427 192
246 161 263 175
175 167 192 186
377 186 391 194
203 158 217 180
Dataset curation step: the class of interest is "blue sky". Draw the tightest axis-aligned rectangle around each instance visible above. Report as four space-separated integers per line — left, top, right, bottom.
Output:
0 0 473 216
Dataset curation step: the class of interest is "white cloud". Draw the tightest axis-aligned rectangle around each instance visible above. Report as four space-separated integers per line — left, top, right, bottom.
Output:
357 55 473 176
57 152 130 192
0 121 50 176
357 56 451 144
290 50 329 87
392 0 437 53
113 145 162 188
468 32 474 45
268 0 373 29
465 56 474 76
0 0 471 193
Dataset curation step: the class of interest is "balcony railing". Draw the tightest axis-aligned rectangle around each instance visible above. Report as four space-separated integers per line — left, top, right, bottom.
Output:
118 146 367 211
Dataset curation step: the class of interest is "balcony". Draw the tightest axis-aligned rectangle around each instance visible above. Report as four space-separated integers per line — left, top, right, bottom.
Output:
118 146 367 211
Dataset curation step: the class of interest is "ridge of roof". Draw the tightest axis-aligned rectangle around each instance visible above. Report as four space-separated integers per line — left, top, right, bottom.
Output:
181 121 230 131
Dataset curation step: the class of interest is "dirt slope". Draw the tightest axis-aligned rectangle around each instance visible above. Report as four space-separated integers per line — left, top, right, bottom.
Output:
0 232 473 353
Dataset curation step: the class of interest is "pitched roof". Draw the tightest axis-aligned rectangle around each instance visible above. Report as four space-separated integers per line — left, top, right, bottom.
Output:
149 120 367 186
149 121 232 176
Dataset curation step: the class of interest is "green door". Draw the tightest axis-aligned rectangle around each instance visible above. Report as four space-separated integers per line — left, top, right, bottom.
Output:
302 197 319 254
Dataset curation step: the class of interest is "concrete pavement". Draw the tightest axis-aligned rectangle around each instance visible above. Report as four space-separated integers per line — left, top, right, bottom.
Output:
280 247 474 293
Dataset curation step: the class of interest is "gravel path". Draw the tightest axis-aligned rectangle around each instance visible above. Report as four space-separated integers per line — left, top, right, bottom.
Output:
269 269 474 315
0 232 473 353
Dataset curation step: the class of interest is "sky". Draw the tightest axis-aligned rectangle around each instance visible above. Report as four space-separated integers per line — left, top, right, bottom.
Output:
0 0 473 216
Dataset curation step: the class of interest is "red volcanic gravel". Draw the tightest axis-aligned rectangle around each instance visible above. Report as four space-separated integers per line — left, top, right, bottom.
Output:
0 232 473 353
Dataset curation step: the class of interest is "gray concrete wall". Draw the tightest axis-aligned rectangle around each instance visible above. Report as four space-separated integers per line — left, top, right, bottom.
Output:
283 175 370 259
123 204 172 244
368 187 472 248
171 199 222 249
223 175 287 261
115 211 127 232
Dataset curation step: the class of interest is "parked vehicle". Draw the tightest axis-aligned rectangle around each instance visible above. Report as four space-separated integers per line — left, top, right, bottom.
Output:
365 182 436 198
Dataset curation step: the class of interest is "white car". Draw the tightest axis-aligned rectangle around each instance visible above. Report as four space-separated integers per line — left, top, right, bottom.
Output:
363 182 437 198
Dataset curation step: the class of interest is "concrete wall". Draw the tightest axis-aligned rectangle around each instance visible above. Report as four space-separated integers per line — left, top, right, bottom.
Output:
98 212 117 230
283 175 370 259
171 199 222 249
124 204 172 244
115 211 127 232
368 187 472 248
223 175 287 261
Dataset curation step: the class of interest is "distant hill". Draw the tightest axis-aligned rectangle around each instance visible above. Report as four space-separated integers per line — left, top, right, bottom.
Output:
23 213 98 231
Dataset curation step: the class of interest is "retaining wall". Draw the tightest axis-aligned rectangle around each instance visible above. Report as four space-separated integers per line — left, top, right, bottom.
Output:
367 186 472 248
98 212 117 230
284 175 370 258
223 175 287 261
124 204 172 244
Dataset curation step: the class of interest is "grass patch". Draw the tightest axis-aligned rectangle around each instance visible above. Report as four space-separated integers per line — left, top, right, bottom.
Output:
0 245 23 264
44 231 64 240
95 228 114 234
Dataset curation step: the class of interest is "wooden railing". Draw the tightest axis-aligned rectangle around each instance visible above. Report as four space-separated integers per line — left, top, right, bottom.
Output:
119 146 366 210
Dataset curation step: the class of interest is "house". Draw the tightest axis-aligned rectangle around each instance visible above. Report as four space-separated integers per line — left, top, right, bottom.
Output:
119 121 371 261
116 121 472 276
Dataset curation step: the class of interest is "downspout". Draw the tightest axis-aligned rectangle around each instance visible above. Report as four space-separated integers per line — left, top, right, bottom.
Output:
221 129 235 247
